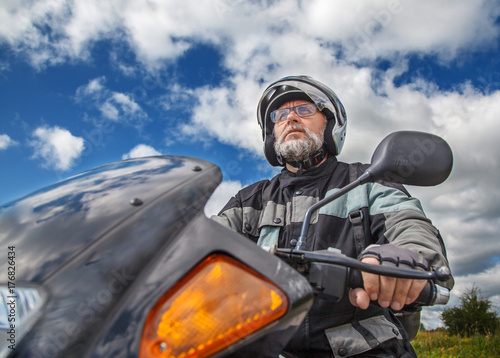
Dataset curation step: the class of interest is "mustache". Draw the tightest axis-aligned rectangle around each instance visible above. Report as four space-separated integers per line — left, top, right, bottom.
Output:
277 124 307 141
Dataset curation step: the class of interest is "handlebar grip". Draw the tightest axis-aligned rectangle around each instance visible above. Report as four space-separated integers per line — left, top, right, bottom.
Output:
348 268 450 306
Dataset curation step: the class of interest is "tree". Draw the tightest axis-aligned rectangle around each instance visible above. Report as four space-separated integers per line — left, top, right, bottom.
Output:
441 286 499 336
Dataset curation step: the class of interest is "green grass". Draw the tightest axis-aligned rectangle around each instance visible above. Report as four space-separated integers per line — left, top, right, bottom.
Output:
412 330 500 358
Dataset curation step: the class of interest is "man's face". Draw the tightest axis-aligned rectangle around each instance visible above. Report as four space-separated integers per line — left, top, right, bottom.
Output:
273 100 327 163
273 100 326 142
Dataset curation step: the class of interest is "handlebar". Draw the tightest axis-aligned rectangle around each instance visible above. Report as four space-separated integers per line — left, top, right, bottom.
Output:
348 268 450 306
272 246 450 307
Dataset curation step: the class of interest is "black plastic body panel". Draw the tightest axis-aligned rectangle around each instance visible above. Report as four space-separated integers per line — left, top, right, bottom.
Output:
0 156 313 357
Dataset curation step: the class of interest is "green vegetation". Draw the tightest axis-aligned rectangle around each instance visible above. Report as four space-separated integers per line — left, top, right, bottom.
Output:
412 286 500 357
441 287 499 337
412 330 500 357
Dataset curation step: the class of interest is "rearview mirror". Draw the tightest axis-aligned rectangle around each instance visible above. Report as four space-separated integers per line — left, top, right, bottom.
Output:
363 131 453 186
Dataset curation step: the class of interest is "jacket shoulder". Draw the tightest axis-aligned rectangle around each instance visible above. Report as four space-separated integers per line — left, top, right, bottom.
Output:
344 161 411 197
235 179 271 202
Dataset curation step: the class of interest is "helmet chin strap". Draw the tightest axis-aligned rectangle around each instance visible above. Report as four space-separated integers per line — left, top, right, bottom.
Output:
285 147 326 175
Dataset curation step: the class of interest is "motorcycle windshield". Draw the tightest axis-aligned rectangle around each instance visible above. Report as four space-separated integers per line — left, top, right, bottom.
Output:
0 156 222 283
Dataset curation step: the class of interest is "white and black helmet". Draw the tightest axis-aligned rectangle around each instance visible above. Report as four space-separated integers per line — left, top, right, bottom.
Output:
257 75 347 166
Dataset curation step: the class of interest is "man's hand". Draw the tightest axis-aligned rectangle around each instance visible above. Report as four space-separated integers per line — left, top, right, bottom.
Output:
348 257 428 310
349 244 429 311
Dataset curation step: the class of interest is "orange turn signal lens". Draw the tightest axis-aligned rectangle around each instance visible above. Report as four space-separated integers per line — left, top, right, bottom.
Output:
140 253 288 358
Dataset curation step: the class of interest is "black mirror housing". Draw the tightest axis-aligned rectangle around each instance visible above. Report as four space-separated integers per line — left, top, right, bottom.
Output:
367 131 453 186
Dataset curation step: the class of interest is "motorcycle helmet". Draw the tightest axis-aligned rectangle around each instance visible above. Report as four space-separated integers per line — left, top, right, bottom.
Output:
257 75 347 166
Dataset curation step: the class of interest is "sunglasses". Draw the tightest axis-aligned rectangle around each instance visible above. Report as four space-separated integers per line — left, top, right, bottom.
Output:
270 103 318 123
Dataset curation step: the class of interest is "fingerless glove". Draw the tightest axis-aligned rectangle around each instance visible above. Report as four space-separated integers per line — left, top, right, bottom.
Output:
360 244 429 271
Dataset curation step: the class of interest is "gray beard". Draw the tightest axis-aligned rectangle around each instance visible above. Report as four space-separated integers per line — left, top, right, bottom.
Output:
274 124 325 163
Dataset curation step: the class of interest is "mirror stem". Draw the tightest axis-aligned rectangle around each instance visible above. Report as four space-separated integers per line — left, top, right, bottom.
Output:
295 171 373 251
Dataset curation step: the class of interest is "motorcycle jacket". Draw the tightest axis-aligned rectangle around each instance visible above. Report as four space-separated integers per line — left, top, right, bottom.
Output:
212 155 454 357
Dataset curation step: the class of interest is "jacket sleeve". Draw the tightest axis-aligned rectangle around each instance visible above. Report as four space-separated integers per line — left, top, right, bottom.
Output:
210 194 245 233
210 180 269 242
368 182 454 289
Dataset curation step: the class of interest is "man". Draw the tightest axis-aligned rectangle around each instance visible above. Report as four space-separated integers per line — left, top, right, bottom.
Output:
212 75 453 357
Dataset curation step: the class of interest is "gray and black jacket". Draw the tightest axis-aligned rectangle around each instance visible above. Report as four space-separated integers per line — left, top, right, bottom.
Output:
212 155 453 357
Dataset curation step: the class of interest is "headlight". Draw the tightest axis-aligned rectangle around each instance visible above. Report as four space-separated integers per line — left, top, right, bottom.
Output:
140 254 288 358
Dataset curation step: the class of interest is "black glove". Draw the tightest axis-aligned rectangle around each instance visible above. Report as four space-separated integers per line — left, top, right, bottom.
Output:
359 244 429 271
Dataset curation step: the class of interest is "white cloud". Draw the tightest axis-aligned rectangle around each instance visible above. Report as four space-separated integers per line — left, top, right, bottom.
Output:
100 92 142 121
29 126 85 171
304 0 500 61
0 0 122 68
0 134 18 150
75 76 106 100
180 81 263 153
76 76 149 123
122 144 162 159
2 1 498 68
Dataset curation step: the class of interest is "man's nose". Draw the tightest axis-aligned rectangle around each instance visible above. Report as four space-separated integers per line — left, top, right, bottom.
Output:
286 108 301 123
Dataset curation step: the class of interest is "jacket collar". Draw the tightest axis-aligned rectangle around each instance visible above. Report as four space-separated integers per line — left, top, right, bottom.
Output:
279 155 338 187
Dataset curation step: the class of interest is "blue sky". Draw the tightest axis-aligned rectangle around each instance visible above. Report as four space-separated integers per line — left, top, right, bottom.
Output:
1 0 500 329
